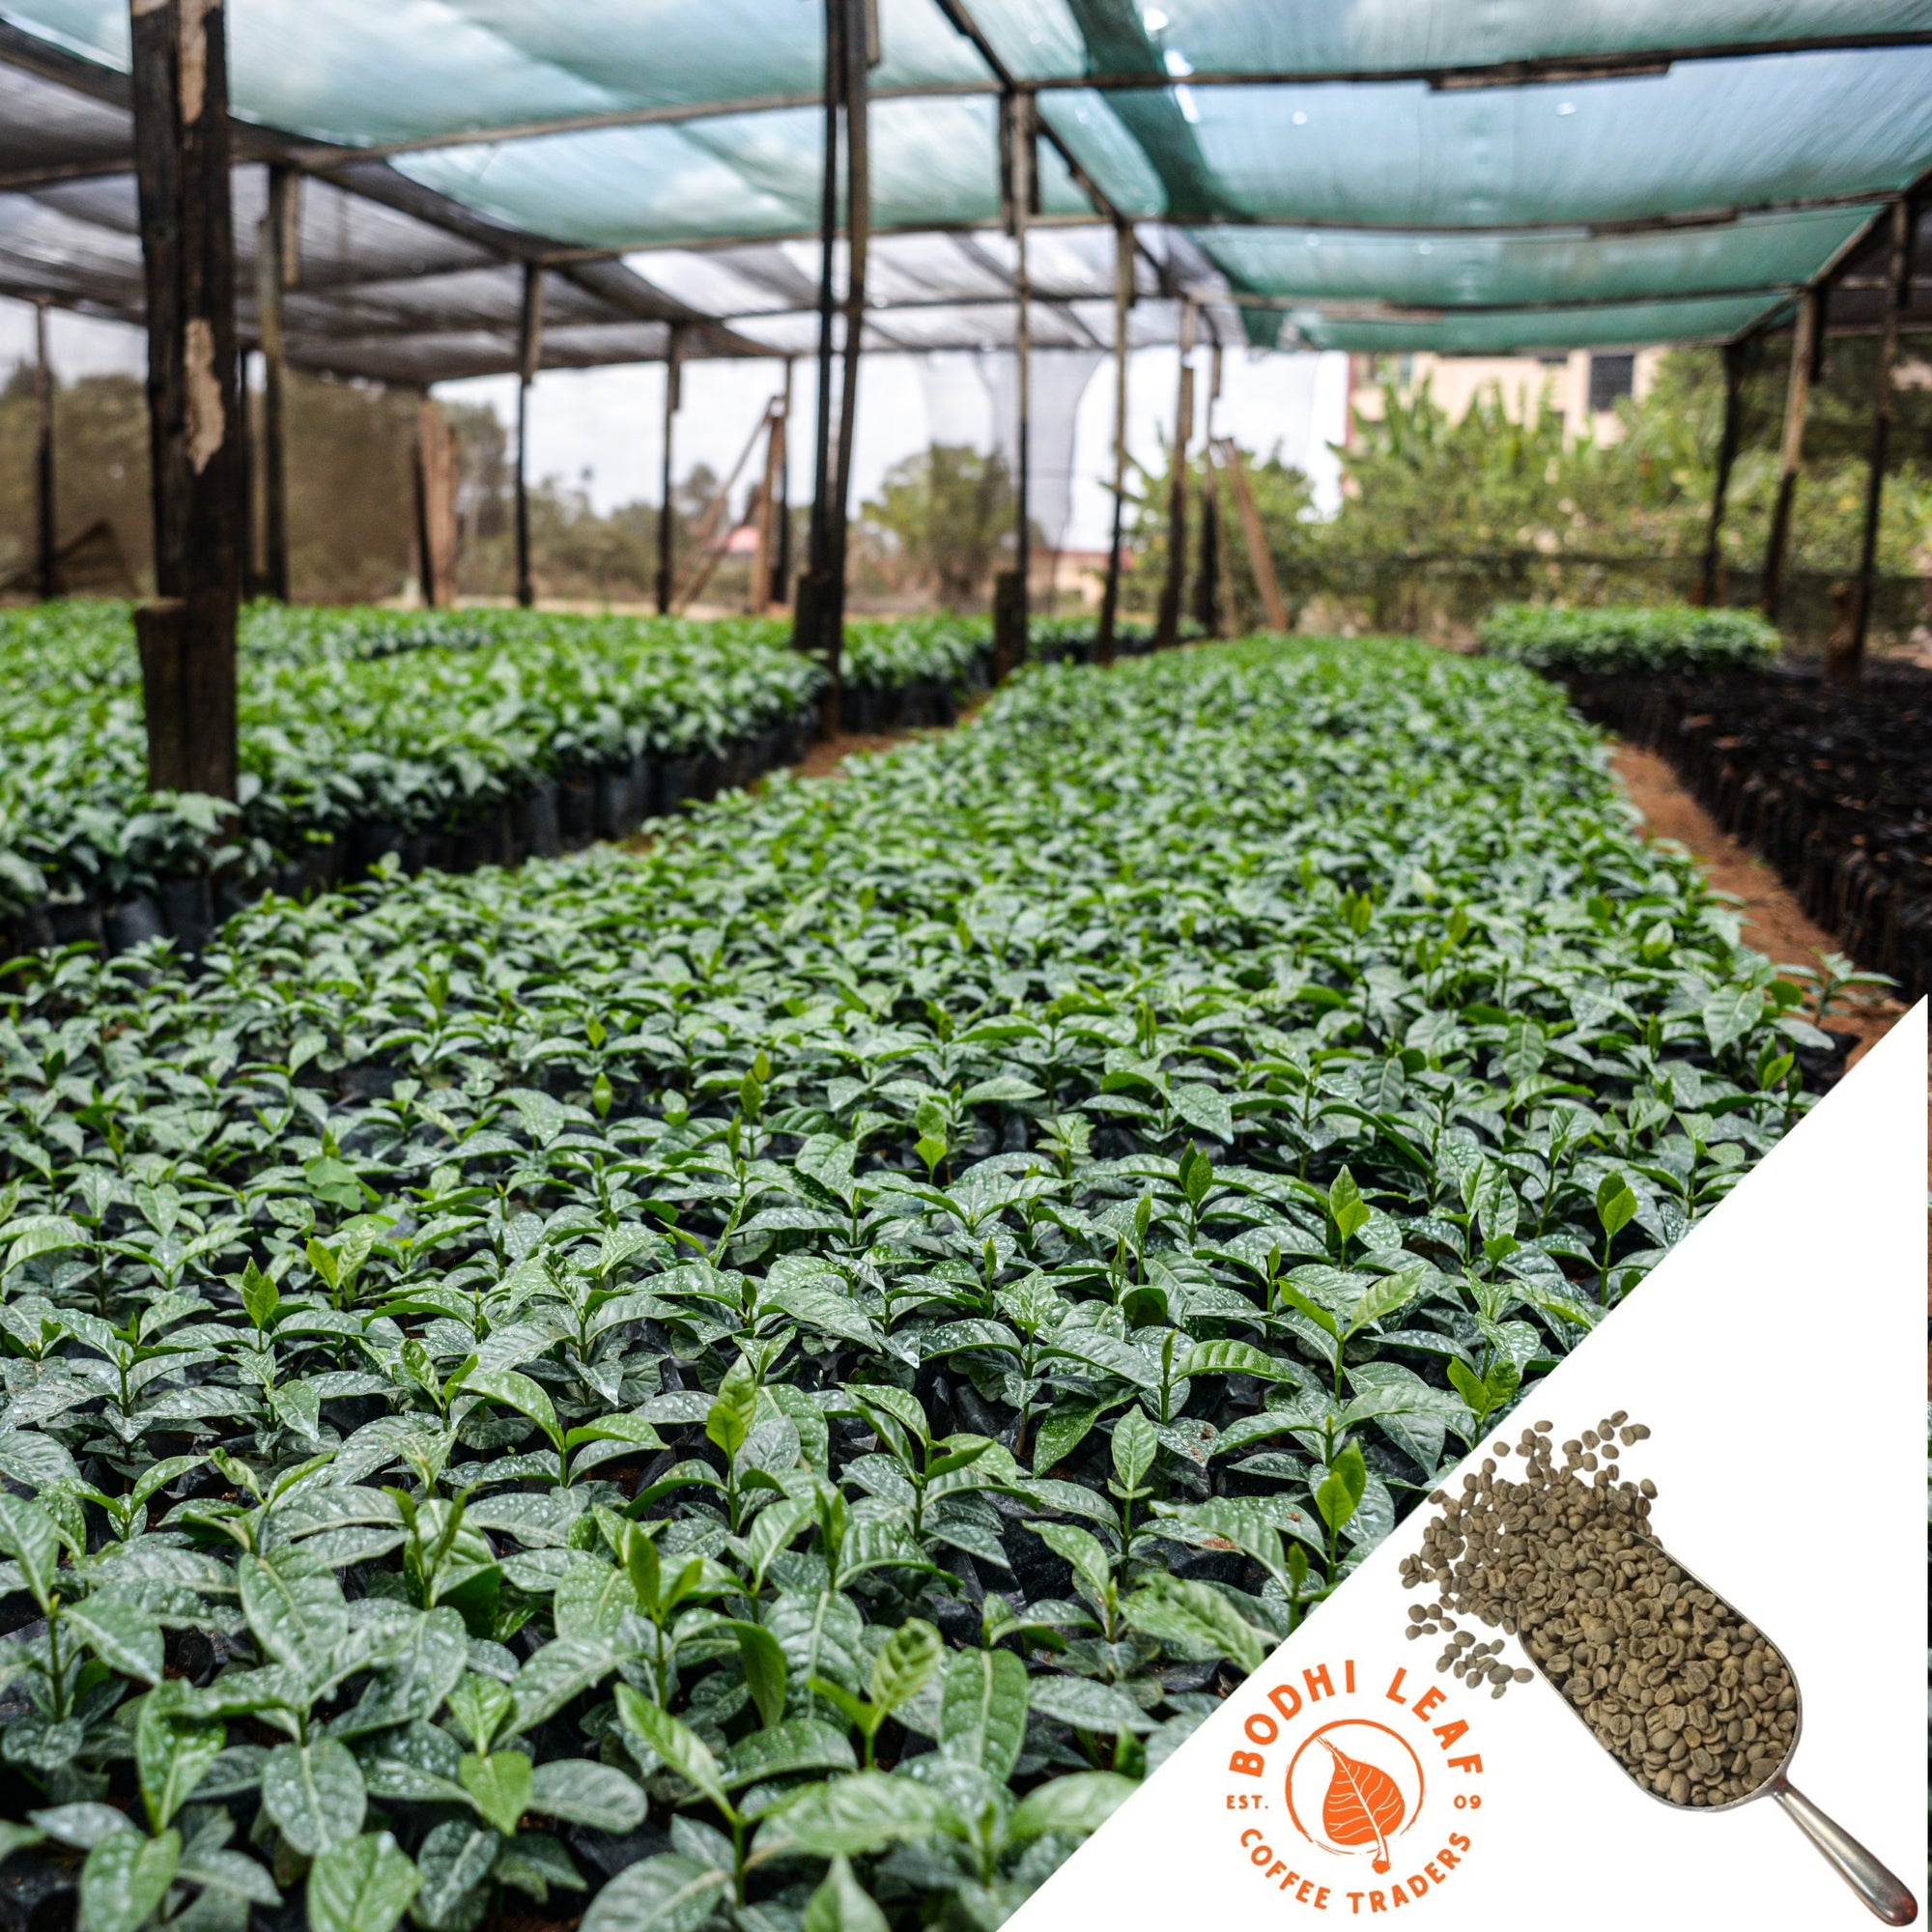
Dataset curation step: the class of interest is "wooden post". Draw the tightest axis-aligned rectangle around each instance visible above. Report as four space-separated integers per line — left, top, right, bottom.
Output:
33 298 57 599
770 358 793 609
1842 198 1913 679
1009 91 1033 665
1760 289 1817 622
255 163 293 602
414 393 457 609
514 261 543 610
1219 438 1288 632
824 0 872 701
1154 299 1195 649
129 0 242 798
656 324 682 615
793 0 844 677
1191 341 1224 633
1695 340 1744 608
1095 223 1132 665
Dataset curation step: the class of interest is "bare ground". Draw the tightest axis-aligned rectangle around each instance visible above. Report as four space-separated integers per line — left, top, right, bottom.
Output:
1610 743 1929 1365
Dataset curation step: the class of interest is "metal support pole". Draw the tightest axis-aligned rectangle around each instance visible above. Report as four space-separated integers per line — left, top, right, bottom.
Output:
32 298 56 599
515 261 543 610
1192 340 1223 634
129 0 242 798
794 0 844 674
1760 289 1817 622
1695 340 1744 608
1154 299 1195 649
770 358 793 609
1095 221 1132 665
256 163 293 601
1844 198 1912 678
993 89 1033 680
656 324 682 615
824 0 870 702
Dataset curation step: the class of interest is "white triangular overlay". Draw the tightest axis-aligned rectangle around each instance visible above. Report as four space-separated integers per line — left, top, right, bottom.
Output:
1011 1003 1927 1932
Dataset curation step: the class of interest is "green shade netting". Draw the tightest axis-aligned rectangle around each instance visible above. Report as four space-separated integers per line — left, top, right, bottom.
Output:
0 0 992 145
1198 205 1876 310
0 0 1926 354
1260 294 1788 354
394 99 1091 251
955 0 1932 82
1038 52 1932 225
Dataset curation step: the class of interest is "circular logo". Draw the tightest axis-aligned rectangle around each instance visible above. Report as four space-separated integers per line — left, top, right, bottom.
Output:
1285 1719 1427 1874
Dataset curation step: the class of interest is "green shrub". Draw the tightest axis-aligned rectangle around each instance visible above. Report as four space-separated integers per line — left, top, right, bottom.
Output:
1477 602 1780 674
0 637 1820 1929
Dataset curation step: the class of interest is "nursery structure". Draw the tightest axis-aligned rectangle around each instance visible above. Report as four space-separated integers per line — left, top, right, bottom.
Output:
1 2 1930 758
0 8 1929 1932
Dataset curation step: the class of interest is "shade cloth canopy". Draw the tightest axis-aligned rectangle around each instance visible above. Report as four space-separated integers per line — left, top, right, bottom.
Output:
0 0 1928 376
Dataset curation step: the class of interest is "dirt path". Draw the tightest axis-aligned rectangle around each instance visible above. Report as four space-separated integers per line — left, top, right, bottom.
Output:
1611 743 1928 1365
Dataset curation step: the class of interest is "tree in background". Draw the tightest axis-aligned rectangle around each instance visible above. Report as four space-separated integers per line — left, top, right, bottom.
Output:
857 442 1017 607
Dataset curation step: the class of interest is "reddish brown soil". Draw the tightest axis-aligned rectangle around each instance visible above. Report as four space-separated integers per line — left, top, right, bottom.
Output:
1610 743 1929 1366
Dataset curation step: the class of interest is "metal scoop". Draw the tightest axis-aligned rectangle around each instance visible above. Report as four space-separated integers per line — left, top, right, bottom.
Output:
1520 1531 1917 1925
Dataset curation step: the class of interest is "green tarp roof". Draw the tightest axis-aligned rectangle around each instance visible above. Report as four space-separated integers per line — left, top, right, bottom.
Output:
0 0 1928 367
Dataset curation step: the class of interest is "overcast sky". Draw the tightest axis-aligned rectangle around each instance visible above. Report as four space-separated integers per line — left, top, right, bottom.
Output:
4 298 1350 551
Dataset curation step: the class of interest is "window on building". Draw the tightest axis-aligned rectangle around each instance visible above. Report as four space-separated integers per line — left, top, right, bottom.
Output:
1588 353 1636 412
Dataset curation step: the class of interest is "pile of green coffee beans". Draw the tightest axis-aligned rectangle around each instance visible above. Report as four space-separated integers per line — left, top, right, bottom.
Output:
1399 1417 1800 1807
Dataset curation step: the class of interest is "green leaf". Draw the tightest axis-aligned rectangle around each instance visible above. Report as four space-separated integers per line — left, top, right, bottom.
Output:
1025 1674 1157 1734
1123 1573 1271 1674
1029 1521 1114 1606
703 1355 758 1463
1175 1339 1294 1382
263 1739 369 1857
1032 1398 1107 1475
135 1692 224 1832
465 1368 563 1453
457 1748 533 1836
803 1856 890 1932
527 1759 647 1833
753 1773 946 1861
613 1687 730 1816
937 1647 1029 1782
868 1618 942 1717
579 1855 729 1932
67 1596 164 1687
239 1552 349 1683
306 1833 421 1932
722 1618 788 1729
1327 1166 1370 1243
1009 1771 1137 1839
716 1719 856 1791
1315 1441 1369 1534
80 1828 179 1932
1596 1173 1638 1238
0 1495 57 1611
1110 1406 1158 1492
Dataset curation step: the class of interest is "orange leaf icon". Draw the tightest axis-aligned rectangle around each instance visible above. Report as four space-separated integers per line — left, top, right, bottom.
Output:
1319 1737 1406 1873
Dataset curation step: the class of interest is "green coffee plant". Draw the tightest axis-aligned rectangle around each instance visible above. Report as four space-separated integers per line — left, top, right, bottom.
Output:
0 637 1824 1926
1477 602 1780 674
0 604 991 926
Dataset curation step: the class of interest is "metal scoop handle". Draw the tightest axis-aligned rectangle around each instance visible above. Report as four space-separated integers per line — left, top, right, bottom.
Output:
1771 1775 1918 1924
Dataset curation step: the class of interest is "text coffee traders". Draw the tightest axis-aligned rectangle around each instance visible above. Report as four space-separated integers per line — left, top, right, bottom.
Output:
1221 1653 1491 1915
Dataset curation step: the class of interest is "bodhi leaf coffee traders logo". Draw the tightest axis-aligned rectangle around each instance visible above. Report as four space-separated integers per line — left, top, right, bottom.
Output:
1222 1655 1488 1916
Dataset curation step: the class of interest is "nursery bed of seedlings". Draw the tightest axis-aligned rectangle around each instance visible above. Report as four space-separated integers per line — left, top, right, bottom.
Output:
1548 663 1932 1005
1477 603 1780 677
0 607 990 960
0 638 1824 1932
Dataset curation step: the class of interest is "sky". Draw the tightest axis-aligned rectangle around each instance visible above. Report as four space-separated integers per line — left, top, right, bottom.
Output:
3 297 1350 551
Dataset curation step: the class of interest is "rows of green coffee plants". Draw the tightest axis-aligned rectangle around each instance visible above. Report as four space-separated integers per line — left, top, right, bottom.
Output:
0 638 1825 1932
1478 601 1780 675
0 606 992 955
